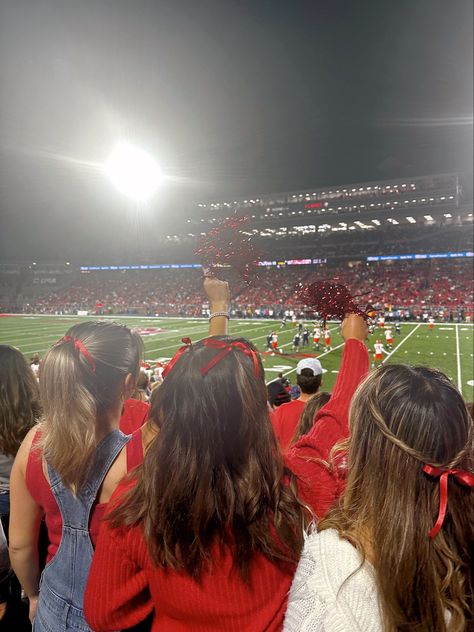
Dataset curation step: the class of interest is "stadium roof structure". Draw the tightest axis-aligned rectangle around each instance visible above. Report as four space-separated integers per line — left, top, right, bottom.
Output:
194 173 462 213
162 173 471 240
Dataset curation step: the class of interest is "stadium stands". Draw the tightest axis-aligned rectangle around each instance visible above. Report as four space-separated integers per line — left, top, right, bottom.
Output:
1 174 472 318
1 258 470 318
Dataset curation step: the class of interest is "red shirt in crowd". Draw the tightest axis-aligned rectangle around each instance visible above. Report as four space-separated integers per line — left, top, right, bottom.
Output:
84 339 368 632
271 399 306 452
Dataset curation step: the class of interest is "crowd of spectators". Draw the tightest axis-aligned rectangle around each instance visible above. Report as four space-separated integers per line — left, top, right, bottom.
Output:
11 259 472 318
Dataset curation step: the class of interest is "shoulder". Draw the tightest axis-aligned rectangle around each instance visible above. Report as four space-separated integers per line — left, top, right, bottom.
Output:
14 425 42 474
285 529 382 632
295 529 365 594
276 400 302 415
107 474 138 515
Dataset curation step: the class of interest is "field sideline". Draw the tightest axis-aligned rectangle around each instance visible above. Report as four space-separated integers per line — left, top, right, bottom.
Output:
1 315 473 401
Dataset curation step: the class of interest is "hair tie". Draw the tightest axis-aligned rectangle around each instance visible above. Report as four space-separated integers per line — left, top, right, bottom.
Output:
423 464 474 538
59 335 96 372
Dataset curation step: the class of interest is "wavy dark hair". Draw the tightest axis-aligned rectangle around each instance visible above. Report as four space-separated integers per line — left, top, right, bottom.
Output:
289 391 331 447
109 336 307 581
321 365 473 632
0 345 41 456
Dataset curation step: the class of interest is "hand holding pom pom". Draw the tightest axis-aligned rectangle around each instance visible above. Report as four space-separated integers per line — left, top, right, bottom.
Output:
297 280 370 323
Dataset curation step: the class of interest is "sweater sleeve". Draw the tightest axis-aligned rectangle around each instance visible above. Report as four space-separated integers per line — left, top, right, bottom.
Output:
285 339 369 518
84 502 154 630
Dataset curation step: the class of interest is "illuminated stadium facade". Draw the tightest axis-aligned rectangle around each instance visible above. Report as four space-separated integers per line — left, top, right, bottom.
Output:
158 173 471 261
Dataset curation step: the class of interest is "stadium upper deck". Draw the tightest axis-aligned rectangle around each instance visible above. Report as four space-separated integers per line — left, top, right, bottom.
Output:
162 173 471 249
193 173 461 221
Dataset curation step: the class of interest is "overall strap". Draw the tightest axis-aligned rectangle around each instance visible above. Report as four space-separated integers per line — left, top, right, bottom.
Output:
47 430 130 530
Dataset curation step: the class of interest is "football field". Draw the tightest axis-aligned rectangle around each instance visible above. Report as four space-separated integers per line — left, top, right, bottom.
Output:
1 315 473 402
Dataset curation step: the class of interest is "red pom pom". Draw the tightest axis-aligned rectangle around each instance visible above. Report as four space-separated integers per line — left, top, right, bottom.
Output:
297 281 368 321
194 216 260 284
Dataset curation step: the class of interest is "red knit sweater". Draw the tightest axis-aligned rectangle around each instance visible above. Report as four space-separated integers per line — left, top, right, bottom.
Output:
271 399 306 453
84 339 368 632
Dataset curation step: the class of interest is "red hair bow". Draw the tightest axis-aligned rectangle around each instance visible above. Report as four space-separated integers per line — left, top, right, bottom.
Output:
162 338 192 379
60 335 96 372
200 338 259 377
423 464 474 538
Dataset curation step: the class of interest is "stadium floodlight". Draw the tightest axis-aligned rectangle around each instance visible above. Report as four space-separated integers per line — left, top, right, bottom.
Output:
104 143 162 201
424 215 434 221
444 213 452 218
406 217 416 223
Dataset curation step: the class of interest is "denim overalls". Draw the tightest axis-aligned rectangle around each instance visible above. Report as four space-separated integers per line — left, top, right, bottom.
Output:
33 430 130 632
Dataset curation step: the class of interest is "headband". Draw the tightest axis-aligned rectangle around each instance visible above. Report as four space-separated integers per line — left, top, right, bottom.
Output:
58 335 96 372
423 464 474 538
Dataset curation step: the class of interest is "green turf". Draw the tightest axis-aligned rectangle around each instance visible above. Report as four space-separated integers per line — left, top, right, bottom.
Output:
0 316 473 401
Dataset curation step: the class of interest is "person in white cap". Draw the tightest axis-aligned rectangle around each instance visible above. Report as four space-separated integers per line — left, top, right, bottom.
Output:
271 357 323 453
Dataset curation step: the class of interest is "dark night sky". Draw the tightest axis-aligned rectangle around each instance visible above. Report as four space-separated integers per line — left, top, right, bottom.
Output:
0 0 472 262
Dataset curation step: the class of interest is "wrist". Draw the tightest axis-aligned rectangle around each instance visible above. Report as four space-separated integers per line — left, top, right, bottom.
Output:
209 311 229 321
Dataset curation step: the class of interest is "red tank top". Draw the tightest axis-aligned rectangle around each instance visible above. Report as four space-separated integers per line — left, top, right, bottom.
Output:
26 429 144 563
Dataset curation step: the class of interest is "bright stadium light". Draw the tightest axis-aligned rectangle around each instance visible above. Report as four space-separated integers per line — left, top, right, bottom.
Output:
104 143 162 201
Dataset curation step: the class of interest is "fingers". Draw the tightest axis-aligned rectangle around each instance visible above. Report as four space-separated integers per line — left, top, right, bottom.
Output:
341 313 369 341
202 266 216 279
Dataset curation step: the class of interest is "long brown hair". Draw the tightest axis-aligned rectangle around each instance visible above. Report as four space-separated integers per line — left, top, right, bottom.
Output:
109 336 307 581
0 345 41 456
40 321 142 491
320 365 473 631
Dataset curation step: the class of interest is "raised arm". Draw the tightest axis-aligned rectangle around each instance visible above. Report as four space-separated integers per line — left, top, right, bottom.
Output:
204 276 230 337
286 314 369 518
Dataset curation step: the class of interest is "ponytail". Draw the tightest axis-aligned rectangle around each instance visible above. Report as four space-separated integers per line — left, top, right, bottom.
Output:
40 321 142 492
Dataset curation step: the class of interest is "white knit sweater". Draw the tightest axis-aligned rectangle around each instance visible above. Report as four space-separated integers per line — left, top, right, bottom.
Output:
283 528 384 632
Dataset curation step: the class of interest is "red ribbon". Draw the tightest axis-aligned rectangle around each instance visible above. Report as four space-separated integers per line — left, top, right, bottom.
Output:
200 338 259 377
161 338 260 379
161 338 192 379
423 464 474 538
60 335 96 372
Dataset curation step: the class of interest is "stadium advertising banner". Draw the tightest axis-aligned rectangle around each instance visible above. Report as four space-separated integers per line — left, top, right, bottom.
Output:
79 252 471 272
79 259 328 271
367 251 473 262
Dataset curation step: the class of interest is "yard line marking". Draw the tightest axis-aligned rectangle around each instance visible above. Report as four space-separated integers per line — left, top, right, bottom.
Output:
266 341 345 385
382 324 421 364
455 324 462 395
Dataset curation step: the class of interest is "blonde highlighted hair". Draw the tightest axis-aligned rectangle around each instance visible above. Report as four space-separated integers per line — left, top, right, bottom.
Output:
320 365 473 632
40 321 143 492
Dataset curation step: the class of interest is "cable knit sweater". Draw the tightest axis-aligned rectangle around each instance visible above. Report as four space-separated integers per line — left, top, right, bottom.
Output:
284 529 383 632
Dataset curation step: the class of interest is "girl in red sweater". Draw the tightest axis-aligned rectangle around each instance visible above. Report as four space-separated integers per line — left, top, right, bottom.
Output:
84 314 368 631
